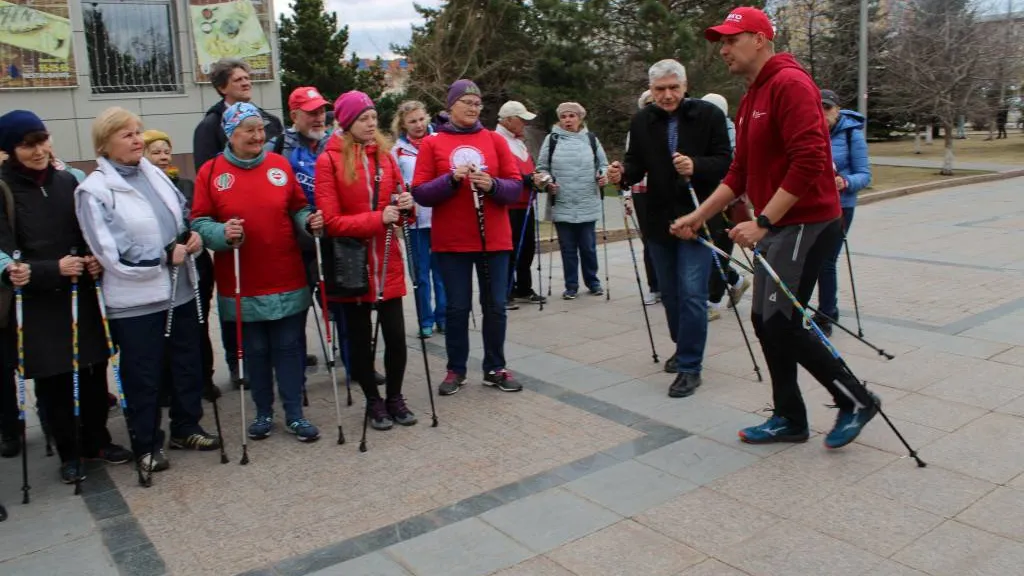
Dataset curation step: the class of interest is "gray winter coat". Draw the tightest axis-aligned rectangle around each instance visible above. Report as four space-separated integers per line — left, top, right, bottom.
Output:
537 126 608 224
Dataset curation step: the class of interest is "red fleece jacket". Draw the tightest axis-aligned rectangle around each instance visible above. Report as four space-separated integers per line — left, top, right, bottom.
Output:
723 53 841 226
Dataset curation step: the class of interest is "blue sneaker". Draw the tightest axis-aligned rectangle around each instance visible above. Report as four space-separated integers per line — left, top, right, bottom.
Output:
419 326 433 338
824 394 880 450
247 415 273 440
287 418 321 442
562 289 578 300
738 415 810 444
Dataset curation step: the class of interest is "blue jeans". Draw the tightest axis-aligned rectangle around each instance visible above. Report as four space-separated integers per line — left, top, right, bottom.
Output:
555 221 600 292
110 300 205 455
436 251 510 374
648 238 712 374
816 207 855 319
242 311 307 423
409 227 447 330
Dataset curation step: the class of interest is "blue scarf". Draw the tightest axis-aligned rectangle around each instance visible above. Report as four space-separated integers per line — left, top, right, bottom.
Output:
223 145 266 170
667 116 679 156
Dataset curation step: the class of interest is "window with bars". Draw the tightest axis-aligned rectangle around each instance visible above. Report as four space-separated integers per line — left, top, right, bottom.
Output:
83 0 183 94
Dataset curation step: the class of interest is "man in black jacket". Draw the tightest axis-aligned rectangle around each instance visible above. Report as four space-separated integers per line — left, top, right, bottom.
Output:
192 58 284 171
608 59 732 398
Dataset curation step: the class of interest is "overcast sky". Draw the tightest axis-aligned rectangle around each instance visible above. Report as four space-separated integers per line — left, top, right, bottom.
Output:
275 0 441 58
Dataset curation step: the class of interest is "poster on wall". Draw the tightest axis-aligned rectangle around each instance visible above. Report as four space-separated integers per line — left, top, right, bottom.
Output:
0 0 77 89
190 0 274 83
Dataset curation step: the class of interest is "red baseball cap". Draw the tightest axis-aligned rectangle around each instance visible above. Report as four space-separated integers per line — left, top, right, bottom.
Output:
705 7 776 42
288 87 329 112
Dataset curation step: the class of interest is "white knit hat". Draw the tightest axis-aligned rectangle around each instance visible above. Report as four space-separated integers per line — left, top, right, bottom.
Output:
701 93 729 116
637 90 652 110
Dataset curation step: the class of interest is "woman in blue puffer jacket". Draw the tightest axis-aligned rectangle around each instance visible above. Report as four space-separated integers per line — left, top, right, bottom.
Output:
535 102 609 300
815 89 871 334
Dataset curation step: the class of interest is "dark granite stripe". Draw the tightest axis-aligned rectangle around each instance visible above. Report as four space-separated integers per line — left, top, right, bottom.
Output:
80 467 166 576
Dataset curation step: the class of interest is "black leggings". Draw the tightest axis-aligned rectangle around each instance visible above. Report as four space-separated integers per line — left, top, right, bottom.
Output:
341 299 406 402
34 361 113 462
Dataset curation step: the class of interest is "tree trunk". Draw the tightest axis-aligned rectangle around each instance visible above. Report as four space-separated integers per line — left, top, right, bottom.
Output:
925 123 934 145
914 125 922 154
941 123 954 175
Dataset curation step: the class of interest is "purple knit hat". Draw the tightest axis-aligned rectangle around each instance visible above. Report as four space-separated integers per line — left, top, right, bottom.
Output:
333 91 375 131
446 79 481 110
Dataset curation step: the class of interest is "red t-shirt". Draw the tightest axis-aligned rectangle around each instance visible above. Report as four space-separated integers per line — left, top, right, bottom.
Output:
723 53 841 226
192 153 308 298
411 129 521 252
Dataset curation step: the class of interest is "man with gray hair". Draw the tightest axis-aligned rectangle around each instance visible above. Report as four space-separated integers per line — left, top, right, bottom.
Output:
608 59 732 399
192 58 284 171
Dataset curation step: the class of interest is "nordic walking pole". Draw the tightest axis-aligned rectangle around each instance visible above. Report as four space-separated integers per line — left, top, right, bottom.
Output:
188 253 228 464
533 189 544 311
598 181 610 301
747 244 925 468
363 221 394 453
470 169 492 312
401 210 438 427
70 247 84 494
546 192 555 297
620 196 658 363
843 237 864 337
507 188 536 301
230 219 249 465
95 268 148 486
313 232 345 445
686 186 763 382
13 251 30 503
729 245 893 360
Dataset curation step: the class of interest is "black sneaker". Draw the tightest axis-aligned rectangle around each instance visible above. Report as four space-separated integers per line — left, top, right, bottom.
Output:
0 435 19 458
89 443 133 464
305 354 319 367
484 369 523 392
505 301 520 311
60 460 85 484
386 395 418 426
367 399 394 431
663 356 678 374
169 430 221 451
515 292 547 304
137 450 170 473
439 370 466 396
589 285 604 296
668 373 702 398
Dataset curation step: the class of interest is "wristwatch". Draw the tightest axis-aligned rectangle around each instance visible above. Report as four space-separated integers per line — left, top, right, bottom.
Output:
756 214 773 230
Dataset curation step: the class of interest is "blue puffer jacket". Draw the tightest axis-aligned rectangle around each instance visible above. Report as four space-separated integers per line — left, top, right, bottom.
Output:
830 110 872 208
536 126 609 224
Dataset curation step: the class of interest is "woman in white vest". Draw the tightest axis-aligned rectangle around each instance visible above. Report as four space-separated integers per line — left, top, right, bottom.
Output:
76 107 221 475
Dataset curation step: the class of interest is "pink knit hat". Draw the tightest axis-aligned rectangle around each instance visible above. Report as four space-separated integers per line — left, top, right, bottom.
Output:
333 91 375 131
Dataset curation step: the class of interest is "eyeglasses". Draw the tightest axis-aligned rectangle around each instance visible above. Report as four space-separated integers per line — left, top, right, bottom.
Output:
457 99 484 110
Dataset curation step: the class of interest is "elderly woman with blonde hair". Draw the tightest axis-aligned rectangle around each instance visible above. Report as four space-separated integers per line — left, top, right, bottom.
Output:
76 107 220 476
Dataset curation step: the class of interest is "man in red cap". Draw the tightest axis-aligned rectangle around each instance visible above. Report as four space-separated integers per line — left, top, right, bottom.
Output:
672 6 880 450
282 86 386 385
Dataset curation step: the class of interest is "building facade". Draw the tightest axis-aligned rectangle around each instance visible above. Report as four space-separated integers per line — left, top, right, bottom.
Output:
0 0 282 173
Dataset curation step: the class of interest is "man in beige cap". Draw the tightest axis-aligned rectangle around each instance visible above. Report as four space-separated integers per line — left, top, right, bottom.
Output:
496 101 546 308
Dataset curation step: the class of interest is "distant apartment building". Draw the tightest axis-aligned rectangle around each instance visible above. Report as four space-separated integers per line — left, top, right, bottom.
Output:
355 57 411 94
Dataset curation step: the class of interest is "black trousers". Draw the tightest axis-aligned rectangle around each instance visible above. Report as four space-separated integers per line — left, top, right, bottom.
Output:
34 362 113 462
632 194 659 293
508 208 536 297
707 221 740 304
341 299 406 402
751 219 875 428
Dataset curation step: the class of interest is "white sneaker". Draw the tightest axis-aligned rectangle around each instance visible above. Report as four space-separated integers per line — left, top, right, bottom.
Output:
643 292 658 306
728 276 751 308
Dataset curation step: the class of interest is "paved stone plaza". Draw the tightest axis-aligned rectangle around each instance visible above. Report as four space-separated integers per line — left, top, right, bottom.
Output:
2 177 1024 575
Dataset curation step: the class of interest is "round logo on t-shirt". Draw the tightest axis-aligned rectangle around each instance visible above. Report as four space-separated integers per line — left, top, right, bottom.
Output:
215 173 235 192
449 146 487 172
267 167 288 186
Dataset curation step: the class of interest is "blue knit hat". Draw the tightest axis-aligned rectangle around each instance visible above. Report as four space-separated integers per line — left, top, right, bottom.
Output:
0 110 47 154
222 102 261 138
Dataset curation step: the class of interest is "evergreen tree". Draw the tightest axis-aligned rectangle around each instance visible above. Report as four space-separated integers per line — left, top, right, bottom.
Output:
278 0 377 111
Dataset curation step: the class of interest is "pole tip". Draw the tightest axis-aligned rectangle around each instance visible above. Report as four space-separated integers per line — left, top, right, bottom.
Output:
431 417 439 428
359 441 367 453
220 454 229 464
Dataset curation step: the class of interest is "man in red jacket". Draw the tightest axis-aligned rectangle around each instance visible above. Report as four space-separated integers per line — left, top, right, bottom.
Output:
672 7 879 450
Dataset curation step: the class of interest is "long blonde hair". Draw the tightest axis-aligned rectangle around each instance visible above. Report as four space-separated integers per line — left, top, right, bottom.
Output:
336 129 392 185
391 100 428 140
